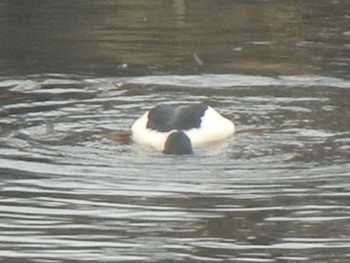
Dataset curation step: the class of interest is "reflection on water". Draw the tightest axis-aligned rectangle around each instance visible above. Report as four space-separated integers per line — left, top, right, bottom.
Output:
0 74 349 262
0 0 350 262
0 0 350 77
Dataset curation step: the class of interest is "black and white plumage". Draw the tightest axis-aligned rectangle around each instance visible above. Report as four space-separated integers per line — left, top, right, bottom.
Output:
131 104 235 154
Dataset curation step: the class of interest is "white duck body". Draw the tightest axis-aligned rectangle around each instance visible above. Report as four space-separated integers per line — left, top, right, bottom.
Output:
131 104 235 154
131 110 170 152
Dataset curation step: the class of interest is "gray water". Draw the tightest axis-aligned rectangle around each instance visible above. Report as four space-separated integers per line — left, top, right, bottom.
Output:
1 1 350 263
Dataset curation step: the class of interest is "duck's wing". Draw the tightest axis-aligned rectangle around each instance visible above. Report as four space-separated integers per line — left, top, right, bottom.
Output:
147 104 208 132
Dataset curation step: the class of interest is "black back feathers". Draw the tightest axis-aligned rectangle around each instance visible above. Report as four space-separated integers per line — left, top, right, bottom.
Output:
146 104 208 132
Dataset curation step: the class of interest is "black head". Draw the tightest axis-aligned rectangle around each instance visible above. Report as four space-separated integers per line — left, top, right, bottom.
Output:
163 131 193 155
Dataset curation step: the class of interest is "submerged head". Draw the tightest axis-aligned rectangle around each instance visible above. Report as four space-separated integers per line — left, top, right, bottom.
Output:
163 131 193 155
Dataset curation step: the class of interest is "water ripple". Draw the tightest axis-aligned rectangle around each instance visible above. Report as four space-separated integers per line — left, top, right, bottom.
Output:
0 74 349 262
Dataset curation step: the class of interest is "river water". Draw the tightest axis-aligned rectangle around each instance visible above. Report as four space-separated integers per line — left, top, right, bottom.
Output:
0 1 350 263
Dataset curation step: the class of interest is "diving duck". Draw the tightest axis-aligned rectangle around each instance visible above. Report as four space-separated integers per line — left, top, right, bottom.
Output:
131 104 235 154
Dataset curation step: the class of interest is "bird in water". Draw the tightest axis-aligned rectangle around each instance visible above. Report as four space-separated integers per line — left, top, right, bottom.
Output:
131 103 235 154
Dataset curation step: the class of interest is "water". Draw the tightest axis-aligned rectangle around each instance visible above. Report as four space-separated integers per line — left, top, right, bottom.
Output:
1 74 349 262
1 1 350 263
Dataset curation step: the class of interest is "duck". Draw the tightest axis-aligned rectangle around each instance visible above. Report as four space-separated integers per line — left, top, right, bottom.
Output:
131 103 235 154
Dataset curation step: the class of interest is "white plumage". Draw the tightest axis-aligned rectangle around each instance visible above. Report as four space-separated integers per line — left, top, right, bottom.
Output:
131 104 235 154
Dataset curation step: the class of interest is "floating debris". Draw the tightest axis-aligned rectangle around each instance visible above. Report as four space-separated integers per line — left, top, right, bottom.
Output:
193 52 204 66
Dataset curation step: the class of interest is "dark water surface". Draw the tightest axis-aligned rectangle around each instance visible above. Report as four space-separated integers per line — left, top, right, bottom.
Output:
1 1 350 263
